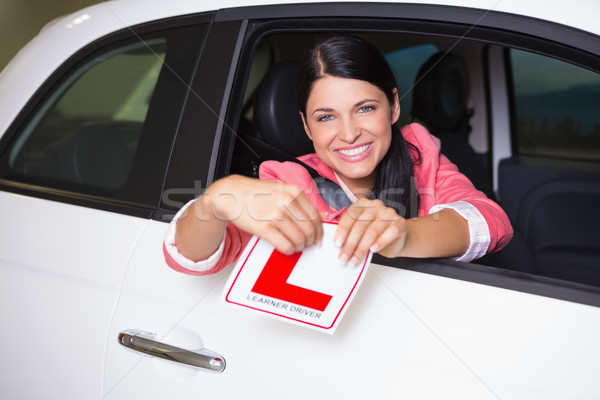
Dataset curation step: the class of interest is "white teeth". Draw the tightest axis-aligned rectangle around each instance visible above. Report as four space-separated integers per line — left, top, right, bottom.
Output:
338 144 370 156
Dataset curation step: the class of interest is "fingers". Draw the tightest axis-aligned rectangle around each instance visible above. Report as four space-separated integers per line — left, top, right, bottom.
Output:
335 199 406 265
216 177 323 254
268 194 323 254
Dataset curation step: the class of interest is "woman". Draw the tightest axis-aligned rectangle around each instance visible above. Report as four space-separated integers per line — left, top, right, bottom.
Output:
164 36 512 275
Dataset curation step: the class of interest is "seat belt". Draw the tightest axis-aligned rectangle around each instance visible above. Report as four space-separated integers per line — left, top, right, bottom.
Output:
288 159 352 210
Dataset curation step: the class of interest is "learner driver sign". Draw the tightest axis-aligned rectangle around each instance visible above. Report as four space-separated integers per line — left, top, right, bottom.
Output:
222 222 372 334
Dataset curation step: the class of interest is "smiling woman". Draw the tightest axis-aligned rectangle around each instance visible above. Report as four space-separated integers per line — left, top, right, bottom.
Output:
163 35 512 276
299 76 396 197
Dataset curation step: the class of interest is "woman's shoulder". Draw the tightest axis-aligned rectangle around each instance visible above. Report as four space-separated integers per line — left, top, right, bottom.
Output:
259 159 311 182
400 122 442 155
259 153 337 183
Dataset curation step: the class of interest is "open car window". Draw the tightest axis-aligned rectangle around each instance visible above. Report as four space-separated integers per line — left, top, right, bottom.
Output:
223 24 600 289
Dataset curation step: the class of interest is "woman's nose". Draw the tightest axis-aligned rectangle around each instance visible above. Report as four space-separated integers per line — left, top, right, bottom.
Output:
338 118 361 143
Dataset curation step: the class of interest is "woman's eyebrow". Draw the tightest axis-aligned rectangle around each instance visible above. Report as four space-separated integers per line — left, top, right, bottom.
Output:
354 98 379 107
312 107 335 115
312 99 381 115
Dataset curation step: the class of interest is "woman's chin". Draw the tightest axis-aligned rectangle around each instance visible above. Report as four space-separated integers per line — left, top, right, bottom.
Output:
335 164 377 182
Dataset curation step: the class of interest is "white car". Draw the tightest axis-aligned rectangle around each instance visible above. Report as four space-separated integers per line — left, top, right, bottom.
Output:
1 0 600 398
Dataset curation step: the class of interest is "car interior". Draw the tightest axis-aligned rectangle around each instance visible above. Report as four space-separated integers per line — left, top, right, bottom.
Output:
229 31 600 287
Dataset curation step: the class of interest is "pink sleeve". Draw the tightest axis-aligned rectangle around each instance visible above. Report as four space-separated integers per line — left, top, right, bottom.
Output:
259 160 331 214
162 160 318 276
436 153 513 253
162 200 252 276
406 123 513 254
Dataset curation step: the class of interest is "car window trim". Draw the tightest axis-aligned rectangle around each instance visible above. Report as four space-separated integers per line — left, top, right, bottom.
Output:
215 2 600 59
157 19 247 221
378 255 600 308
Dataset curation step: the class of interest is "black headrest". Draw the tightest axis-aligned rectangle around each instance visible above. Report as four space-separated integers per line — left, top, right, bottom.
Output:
253 61 315 157
412 52 469 132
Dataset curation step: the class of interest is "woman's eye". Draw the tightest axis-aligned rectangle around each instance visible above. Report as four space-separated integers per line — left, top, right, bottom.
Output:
358 105 375 113
317 114 334 122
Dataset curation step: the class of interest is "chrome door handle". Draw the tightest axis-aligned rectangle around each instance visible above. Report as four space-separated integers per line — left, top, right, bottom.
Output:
118 330 225 373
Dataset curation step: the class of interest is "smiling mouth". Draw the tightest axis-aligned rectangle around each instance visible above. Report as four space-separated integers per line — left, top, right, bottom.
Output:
337 143 371 156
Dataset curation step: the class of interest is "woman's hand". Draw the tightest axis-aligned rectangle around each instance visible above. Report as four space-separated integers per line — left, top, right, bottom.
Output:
206 175 324 255
333 199 471 265
334 198 408 266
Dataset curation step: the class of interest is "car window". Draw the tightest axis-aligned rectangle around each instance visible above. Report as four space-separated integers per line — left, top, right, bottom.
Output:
7 40 165 190
511 49 600 161
0 24 208 210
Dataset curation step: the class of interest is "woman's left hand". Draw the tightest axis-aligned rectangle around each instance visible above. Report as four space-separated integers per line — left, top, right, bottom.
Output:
334 198 408 266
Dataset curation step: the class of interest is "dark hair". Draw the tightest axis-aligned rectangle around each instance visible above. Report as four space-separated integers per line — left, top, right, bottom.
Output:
297 35 420 217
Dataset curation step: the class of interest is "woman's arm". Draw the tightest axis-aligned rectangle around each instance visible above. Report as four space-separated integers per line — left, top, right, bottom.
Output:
175 190 229 262
396 209 469 257
333 199 469 266
405 122 513 255
175 174 325 263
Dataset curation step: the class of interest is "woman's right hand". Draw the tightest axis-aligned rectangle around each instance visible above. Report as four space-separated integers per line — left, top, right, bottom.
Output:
204 175 324 254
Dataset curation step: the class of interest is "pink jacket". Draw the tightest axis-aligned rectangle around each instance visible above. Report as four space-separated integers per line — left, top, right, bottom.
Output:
163 123 513 275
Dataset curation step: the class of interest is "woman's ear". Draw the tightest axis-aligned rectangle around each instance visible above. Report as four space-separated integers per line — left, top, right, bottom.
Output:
391 88 401 124
300 112 313 141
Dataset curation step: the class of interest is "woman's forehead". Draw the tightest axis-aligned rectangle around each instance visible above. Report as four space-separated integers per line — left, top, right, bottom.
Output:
307 76 387 108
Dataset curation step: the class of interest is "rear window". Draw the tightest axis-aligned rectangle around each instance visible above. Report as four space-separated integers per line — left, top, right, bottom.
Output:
0 23 208 209
7 39 165 189
511 49 600 161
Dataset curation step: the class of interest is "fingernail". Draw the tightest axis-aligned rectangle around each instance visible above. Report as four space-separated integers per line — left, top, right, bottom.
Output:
338 253 349 265
349 256 360 267
370 243 379 252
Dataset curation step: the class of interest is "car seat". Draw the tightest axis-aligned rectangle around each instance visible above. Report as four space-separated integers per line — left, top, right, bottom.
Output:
411 51 495 199
252 61 314 157
495 157 600 285
231 61 313 177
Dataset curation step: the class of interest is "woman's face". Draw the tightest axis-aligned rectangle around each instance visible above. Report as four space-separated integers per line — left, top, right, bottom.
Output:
300 75 400 192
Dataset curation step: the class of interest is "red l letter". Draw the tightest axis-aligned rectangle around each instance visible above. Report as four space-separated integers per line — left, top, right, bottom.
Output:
251 250 332 312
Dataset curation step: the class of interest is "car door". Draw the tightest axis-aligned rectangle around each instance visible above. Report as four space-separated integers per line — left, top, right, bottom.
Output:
0 15 209 399
102 5 600 400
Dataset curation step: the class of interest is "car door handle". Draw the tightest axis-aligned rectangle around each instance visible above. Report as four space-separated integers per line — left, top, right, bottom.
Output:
118 330 226 373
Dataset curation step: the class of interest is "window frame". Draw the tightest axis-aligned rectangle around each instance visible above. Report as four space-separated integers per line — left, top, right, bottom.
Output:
155 18 248 222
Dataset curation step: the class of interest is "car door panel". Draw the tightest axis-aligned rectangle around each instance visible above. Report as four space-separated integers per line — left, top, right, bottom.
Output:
102 219 600 399
0 191 148 399
104 220 493 399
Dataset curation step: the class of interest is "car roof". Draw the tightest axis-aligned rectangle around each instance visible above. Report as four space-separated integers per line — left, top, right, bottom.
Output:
102 0 600 35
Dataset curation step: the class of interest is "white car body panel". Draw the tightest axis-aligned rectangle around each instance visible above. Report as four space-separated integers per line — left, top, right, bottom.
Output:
1 0 600 398
101 219 600 399
0 191 149 397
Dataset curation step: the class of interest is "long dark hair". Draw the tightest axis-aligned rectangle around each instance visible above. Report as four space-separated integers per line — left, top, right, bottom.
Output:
297 35 420 217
